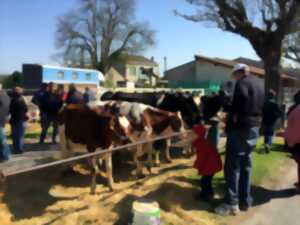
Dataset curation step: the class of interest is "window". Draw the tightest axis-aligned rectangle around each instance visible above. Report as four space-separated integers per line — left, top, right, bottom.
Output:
57 71 64 79
128 66 137 76
85 73 91 80
72 72 79 80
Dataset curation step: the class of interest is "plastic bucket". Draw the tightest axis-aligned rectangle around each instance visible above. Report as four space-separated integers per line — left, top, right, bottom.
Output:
130 199 161 225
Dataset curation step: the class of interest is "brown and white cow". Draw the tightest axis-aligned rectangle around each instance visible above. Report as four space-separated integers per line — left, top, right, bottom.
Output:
103 101 184 175
58 104 125 194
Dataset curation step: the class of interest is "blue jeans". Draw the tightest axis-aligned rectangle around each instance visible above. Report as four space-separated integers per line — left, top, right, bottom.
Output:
263 125 275 146
0 127 10 161
264 135 273 146
11 122 26 154
224 127 259 207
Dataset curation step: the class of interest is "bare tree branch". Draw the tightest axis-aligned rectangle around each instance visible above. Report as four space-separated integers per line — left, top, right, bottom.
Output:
54 0 156 74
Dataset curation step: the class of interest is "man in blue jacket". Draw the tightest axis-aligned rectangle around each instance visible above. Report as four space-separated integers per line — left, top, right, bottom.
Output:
215 64 264 215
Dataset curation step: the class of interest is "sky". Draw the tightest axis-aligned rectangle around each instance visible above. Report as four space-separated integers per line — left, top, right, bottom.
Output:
0 0 259 75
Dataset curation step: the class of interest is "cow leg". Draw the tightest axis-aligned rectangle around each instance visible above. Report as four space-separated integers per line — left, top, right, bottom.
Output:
134 145 144 179
154 149 160 167
165 139 172 164
183 143 194 157
89 157 98 195
103 153 114 191
144 143 153 174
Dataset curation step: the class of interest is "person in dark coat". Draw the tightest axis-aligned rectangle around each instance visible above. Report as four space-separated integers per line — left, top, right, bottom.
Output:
193 124 222 201
9 87 28 154
66 84 83 105
32 83 47 129
261 90 282 153
56 84 67 103
0 86 11 161
39 83 63 144
215 64 264 216
83 87 96 104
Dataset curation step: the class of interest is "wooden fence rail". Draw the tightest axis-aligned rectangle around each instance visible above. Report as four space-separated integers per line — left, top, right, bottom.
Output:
1 130 192 179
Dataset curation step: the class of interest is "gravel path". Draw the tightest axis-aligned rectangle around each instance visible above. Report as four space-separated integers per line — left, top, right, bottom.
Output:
231 160 300 225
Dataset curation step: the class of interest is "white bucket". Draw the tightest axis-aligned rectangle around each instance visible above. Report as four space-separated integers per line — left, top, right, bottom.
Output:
131 199 161 225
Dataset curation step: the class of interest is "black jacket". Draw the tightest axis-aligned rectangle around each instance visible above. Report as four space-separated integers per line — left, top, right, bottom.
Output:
40 92 63 117
226 75 264 132
9 94 28 123
66 90 83 104
262 100 282 126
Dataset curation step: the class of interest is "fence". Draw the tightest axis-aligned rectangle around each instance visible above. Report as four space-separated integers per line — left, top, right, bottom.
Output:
1 130 192 179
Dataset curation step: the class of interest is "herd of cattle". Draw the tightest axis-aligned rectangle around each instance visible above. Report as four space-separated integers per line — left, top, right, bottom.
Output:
57 91 225 194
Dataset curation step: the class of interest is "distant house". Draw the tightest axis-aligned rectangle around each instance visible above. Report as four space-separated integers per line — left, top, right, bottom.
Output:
164 55 300 102
22 64 103 91
106 55 161 87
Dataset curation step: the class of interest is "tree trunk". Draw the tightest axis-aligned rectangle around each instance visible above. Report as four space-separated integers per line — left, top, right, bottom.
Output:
262 51 282 103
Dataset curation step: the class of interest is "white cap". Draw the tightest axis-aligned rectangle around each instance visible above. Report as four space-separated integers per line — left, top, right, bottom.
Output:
232 64 250 74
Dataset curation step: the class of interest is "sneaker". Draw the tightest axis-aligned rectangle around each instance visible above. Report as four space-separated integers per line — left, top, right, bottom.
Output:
215 203 240 216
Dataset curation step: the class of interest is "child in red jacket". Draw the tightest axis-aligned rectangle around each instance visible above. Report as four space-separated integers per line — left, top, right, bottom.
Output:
193 124 223 201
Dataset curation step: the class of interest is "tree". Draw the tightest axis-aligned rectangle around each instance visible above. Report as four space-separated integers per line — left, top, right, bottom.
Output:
2 71 23 89
176 0 300 99
55 0 156 74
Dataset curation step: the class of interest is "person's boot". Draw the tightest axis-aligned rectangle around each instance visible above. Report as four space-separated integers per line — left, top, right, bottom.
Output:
195 191 214 202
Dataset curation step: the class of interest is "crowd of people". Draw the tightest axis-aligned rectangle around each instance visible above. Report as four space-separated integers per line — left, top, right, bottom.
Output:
0 83 96 161
192 63 300 216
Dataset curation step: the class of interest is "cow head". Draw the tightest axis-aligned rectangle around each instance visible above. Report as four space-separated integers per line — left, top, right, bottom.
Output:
158 93 201 129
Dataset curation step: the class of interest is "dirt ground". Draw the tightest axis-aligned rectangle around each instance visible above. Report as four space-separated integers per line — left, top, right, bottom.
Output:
0 149 222 225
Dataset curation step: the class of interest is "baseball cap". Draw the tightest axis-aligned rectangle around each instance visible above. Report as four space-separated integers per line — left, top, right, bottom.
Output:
232 63 250 74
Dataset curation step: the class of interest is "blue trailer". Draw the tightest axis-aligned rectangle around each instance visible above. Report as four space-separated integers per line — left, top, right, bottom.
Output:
22 64 104 90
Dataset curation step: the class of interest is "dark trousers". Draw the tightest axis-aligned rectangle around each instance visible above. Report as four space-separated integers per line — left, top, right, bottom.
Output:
291 145 300 185
263 125 275 146
11 122 26 154
225 127 259 207
200 175 214 196
40 114 58 143
207 120 220 150
295 155 300 185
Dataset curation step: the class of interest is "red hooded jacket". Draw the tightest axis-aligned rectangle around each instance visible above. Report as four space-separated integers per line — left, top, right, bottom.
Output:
193 124 223 176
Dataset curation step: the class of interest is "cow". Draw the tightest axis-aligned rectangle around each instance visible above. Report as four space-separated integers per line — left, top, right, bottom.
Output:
58 104 126 194
200 90 231 122
103 101 184 174
101 91 201 129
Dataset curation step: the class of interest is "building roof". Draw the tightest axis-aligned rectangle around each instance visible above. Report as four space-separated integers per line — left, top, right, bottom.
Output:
194 55 297 81
119 54 158 66
234 57 300 80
